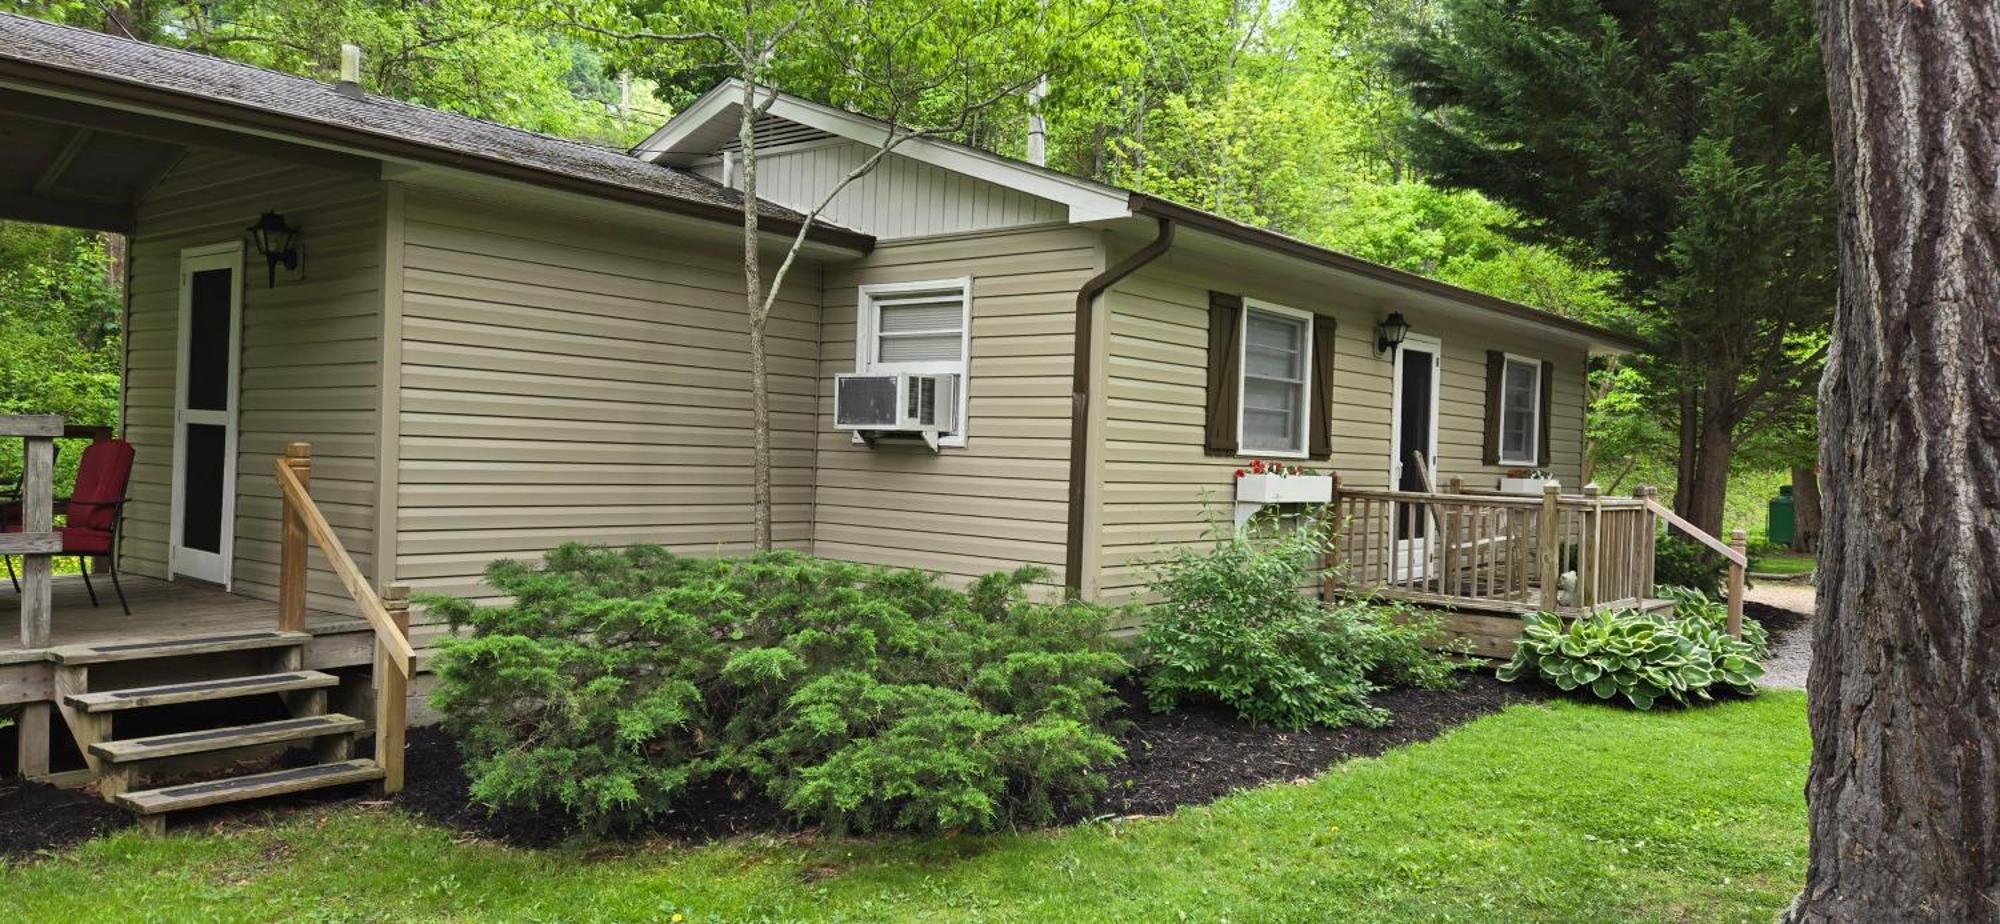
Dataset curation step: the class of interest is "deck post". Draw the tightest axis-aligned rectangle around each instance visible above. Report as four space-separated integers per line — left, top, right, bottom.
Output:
1726 529 1747 639
20 431 54 649
278 442 312 632
1634 487 1657 598
376 582 411 794
1538 482 1561 612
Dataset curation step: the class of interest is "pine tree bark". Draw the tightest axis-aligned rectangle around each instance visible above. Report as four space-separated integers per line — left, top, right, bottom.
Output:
1787 1 2000 919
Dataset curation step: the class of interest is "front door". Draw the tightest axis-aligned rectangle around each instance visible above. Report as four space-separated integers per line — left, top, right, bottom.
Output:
1389 334 1441 582
170 243 243 586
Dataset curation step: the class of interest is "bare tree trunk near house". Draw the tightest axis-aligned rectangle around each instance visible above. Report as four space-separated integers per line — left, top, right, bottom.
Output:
1784 0 2000 919
740 78 774 552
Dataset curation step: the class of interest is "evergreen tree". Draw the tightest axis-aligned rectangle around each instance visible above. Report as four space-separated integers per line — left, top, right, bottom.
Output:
1390 0 1836 533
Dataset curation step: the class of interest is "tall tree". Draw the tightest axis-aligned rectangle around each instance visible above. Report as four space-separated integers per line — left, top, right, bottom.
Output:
560 0 1102 550
1787 0 2000 919
1389 0 1836 534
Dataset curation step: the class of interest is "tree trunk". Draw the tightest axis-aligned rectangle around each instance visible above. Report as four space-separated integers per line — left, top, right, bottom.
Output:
1674 385 1734 537
1786 1 2000 919
739 81 773 552
1789 464 1820 554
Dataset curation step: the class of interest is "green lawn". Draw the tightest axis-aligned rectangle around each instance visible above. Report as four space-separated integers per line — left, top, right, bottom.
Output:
2 694 1809 923
1751 553 1817 576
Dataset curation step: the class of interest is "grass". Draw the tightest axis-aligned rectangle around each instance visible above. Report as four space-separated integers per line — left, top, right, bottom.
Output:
1 693 1809 923
1751 552 1816 576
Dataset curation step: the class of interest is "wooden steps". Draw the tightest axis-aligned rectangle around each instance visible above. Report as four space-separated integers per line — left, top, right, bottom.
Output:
63 670 339 713
50 630 312 665
89 714 365 764
118 759 385 832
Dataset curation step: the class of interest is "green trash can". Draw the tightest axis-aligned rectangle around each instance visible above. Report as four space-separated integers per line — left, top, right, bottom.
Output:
1767 485 1796 547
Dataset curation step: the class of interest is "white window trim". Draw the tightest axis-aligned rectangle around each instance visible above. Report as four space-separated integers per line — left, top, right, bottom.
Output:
1236 299 1314 460
855 277 973 448
1497 352 1543 467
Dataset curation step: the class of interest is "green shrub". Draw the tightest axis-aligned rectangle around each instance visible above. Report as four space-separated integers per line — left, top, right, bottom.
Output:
426 546 1129 834
1653 534 1727 596
1497 588 1766 709
1138 517 1462 731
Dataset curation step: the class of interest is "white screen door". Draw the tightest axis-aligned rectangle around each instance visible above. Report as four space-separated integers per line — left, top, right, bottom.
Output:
170 243 244 586
1389 334 1442 583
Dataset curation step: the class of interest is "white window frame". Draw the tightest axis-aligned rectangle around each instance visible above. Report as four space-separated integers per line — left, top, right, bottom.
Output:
1497 352 1543 467
855 277 973 448
1236 299 1314 459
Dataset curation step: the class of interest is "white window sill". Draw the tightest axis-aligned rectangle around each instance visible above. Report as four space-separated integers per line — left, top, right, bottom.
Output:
1238 449 1309 460
1497 457 1540 467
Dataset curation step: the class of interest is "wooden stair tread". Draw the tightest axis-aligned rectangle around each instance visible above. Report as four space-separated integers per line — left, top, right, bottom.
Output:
117 759 384 815
63 670 339 713
89 714 364 763
51 630 310 665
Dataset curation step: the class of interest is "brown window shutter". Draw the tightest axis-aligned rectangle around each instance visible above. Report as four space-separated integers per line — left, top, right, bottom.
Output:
1538 360 1555 468
1205 292 1243 455
1308 316 1337 459
1482 350 1504 465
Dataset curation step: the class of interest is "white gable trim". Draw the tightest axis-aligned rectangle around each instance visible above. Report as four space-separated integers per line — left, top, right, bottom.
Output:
635 79 1132 223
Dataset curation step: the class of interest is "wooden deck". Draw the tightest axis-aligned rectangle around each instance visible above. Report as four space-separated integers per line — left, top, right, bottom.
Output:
0 573 359 664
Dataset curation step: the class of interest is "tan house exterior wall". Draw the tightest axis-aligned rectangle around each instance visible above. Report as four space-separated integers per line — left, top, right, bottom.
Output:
1090 258 1591 602
812 223 1103 589
122 148 384 615
387 190 823 601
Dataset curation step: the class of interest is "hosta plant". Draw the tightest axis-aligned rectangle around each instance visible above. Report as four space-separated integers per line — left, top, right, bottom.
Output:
1497 589 1765 709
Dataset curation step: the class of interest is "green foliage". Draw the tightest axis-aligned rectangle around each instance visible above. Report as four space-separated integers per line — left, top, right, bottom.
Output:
1138 517 1462 731
427 545 1129 834
1498 588 1765 710
0 223 120 494
1652 535 1728 598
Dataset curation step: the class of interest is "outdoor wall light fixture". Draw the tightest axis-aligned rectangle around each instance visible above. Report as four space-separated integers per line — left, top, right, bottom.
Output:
1376 312 1411 357
246 211 300 287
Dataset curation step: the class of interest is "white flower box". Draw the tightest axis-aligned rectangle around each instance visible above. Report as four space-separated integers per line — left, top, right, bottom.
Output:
1498 476 1557 495
1235 473 1334 505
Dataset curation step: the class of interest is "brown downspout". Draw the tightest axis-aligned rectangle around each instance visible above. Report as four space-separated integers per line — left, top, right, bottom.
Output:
1064 216 1175 596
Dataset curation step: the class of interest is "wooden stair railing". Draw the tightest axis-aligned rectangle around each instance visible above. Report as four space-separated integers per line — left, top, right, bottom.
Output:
274 441 416 792
5 414 61 778
1642 496 1749 639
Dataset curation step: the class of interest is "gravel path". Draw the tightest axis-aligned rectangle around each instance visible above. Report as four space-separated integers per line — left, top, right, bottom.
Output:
1748 581 1815 690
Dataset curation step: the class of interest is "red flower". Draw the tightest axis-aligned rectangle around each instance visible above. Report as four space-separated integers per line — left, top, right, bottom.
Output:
1234 469 1247 479
1249 459 1265 474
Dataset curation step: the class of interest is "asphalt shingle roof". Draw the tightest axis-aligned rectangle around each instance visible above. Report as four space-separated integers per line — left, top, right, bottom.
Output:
0 13 863 243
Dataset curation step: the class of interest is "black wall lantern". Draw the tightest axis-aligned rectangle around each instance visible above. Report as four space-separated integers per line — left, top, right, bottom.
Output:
246 211 299 287
1376 312 1411 357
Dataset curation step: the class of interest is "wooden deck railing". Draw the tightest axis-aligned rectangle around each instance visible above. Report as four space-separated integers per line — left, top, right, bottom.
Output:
3 414 60 650
274 441 415 793
1327 476 1744 637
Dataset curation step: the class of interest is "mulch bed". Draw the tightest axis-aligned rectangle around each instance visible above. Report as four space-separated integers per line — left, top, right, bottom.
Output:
1746 599 1810 646
1097 672 1544 817
394 671 1545 849
0 776 131 861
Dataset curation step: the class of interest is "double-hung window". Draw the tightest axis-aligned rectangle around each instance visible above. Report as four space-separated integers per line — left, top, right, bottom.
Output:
1498 354 1542 465
856 278 972 446
1238 302 1313 456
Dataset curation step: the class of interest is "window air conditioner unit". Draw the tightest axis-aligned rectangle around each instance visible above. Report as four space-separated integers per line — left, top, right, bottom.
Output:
834 372 958 450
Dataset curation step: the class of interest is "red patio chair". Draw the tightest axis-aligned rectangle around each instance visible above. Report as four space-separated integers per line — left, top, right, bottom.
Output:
4 439 134 614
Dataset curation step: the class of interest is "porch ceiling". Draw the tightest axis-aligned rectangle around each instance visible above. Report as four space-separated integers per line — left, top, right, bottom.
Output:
0 95 186 232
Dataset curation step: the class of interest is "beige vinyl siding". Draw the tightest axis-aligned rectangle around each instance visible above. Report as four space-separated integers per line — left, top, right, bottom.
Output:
701 142 1069 239
814 224 1100 588
1093 262 1589 601
123 149 383 615
393 191 822 600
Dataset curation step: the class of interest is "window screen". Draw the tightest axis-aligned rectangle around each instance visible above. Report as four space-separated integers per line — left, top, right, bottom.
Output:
874 289 966 363
1241 309 1309 453
1500 358 1540 462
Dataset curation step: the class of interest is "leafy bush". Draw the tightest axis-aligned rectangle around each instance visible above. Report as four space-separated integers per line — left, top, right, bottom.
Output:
1652 534 1727 596
1139 517 1462 730
427 546 1129 834
1497 588 1766 709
